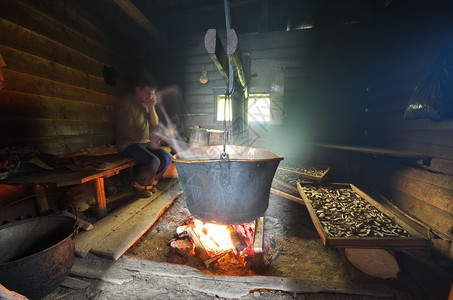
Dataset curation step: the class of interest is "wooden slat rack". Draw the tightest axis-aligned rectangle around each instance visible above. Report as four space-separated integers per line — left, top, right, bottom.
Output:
278 165 331 183
297 181 431 249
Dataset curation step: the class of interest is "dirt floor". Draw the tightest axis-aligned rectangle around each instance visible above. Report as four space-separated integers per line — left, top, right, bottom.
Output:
125 190 352 283
38 160 452 300
121 165 453 300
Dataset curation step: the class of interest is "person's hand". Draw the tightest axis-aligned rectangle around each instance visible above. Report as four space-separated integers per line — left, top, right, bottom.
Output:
146 94 157 107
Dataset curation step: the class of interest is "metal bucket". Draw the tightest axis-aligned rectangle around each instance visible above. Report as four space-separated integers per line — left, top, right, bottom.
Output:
188 128 209 148
173 145 283 224
0 215 77 300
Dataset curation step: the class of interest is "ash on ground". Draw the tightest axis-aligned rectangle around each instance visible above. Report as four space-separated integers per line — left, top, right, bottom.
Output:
126 190 351 283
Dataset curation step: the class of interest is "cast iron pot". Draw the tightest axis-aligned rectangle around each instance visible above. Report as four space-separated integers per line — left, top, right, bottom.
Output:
173 145 283 225
0 215 77 300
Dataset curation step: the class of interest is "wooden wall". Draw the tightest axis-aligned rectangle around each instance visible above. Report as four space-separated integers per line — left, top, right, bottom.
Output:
144 25 370 161
0 0 147 155
0 0 149 219
1 0 450 254
355 3 453 252
144 2 453 255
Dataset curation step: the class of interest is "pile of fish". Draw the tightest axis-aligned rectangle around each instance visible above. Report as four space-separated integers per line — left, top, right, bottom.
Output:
281 165 328 179
300 185 411 238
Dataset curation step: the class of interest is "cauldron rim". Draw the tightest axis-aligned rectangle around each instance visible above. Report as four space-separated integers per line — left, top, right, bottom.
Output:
173 144 284 163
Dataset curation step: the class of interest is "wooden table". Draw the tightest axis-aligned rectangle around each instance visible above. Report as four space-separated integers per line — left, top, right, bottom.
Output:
1 158 136 219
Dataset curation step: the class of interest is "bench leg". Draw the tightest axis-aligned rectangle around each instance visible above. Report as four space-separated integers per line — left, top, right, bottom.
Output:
33 185 49 214
93 178 107 219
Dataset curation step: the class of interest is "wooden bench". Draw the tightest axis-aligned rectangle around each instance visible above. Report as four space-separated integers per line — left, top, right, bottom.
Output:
315 143 431 164
1 156 136 219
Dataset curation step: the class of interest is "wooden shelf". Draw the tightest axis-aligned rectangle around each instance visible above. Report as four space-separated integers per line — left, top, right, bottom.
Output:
315 144 431 164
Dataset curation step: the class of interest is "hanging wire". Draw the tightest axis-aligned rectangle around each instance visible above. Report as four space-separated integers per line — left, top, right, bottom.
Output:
223 90 229 156
222 0 234 157
223 85 235 157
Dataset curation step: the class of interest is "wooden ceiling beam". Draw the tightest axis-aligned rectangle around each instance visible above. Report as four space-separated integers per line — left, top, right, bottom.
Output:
113 0 162 41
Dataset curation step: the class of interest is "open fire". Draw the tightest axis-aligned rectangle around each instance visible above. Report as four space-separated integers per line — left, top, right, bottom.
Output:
191 219 238 255
170 217 264 270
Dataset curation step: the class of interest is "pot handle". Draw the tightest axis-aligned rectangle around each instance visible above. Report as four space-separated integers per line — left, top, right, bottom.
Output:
219 153 230 188
54 204 80 239
220 152 229 161
70 203 80 239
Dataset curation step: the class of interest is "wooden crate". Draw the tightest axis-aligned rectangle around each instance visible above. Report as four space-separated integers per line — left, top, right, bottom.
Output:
297 181 430 249
279 165 331 183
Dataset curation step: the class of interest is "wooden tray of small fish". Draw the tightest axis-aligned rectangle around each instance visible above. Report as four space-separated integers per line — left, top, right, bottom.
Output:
297 181 430 249
272 168 304 202
278 165 330 182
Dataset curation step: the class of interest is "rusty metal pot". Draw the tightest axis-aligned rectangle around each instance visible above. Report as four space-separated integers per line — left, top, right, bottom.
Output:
173 145 283 224
0 215 77 300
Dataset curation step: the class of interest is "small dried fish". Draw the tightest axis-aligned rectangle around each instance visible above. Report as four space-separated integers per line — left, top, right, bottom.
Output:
300 185 411 238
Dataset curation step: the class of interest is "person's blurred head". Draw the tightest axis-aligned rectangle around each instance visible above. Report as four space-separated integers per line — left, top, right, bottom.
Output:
133 68 157 103
135 86 156 103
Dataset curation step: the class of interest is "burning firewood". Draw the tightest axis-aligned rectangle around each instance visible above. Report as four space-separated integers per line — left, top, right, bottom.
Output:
227 225 247 254
186 226 210 261
169 239 194 258
171 217 265 272
204 250 229 267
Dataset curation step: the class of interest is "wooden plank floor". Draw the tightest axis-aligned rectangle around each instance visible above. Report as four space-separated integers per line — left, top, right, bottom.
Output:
48 253 396 299
75 178 182 260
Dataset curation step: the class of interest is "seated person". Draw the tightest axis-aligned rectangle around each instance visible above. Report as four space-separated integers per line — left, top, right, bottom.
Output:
115 71 172 197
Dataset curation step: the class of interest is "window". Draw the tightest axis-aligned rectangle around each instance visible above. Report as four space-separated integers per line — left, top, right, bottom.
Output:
248 94 270 123
216 93 271 123
216 95 232 121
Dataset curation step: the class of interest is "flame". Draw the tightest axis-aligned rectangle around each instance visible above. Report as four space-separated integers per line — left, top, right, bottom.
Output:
189 218 258 261
191 219 235 256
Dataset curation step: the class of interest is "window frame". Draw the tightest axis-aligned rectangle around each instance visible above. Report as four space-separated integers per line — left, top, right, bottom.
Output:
215 93 233 122
247 93 271 124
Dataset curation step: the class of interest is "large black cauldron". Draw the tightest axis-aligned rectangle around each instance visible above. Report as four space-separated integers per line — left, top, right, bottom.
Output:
0 215 77 299
173 145 283 225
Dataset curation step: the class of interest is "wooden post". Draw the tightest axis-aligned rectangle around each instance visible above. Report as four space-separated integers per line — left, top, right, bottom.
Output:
253 216 264 253
93 178 107 219
33 185 49 214
204 29 229 85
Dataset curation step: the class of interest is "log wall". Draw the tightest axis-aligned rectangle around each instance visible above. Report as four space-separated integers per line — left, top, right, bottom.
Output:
1 0 450 254
0 0 145 155
0 0 147 219
336 4 453 253
144 2 453 255
145 25 369 160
